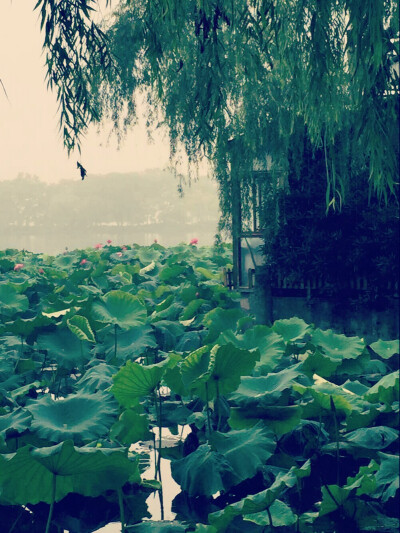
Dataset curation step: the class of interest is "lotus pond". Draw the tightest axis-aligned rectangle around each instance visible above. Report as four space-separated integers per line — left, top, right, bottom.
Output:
0 243 398 532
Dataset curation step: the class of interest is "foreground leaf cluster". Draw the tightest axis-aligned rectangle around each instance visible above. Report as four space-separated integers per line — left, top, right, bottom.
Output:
0 243 398 532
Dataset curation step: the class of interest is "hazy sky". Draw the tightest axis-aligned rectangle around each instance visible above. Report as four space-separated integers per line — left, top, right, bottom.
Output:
0 2 175 183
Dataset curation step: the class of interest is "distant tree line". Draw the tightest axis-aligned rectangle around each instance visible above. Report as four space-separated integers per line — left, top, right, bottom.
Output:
0 170 219 233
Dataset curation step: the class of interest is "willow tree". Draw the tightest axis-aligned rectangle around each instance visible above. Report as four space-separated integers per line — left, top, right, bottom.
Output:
36 0 399 211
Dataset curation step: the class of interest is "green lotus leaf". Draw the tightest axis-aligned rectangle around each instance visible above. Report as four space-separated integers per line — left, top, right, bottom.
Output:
0 284 29 316
151 302 183 322
370 339 399 359
67 315 96 343
343 426 398 450
158 265 186 282
365 371 399 404
91 290 147 329
76 363 118 394
230 365 305 409
9 381 41 401
111 360 167 407
301 349 341 378
153 320 185 351
202 307 245 343
139 261 156 275
310 328 366 360
53 255 77 269
210 424 276 484
228 405 303 436
375 452 400 501
218 326 285 375
206 343 259 400
180 298 207 321
180 346 212 392
272 317 311 343
208 461 310 531
110 408 152 446
0 408 32 439
171 444 236 497
36 328 92 369
104 325 157 362
27 392 118 443
0 440 140 505
4 314 53 337
244 499 297 527
319 485 351 516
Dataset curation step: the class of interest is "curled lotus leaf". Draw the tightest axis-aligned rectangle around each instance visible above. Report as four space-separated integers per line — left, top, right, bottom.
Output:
27 392 118 443
0 408 32 439
91 290 147 329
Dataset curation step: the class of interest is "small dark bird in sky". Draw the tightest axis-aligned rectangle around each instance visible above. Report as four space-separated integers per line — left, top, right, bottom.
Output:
77 161 87 180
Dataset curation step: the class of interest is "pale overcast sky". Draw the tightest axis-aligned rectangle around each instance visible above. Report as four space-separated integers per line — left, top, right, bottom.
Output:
0 1 176 183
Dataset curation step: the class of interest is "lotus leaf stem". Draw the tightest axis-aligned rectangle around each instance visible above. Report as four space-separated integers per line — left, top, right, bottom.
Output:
117 487 125 533
330 395 340 485
266 505 273 528
205 382 212 437
45 473 56 533
114 324 118 359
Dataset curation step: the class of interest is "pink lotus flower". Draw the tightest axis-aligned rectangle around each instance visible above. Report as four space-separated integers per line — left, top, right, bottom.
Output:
38 268 44 274
121 246 127 251
14 263 24 271
94 243 103 249
107 239 112 245
116 252 123 257
80 259 87 265
189 238 199 245
154 239 158 243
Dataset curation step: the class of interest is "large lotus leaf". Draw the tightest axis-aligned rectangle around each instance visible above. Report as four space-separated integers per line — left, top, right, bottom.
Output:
202 307 245 343
343 426 398 450
208 460 311 531
365 371 399 404
91 290 147 329
180 298 207 321
36 328 92 369
0 284 29 316
206 343 259 400
4 314 53 337
244 499 297 527
294 375 373 415
110 408 152 446
76 363 118 393
111 360 167 407
310 328 366 360
300 349 341 378
67 315 96 343
230 365 305 409
210 425 276 484
180 346 212 393
152 320 184 351
272 317 311 343
0 407 32 439
158 265 186 282
228 405 303 436
375 452 400 501
0 440 140 505
319 485 351 516
53 254 78 269
369 339 399 359
171 444 236 497
151 302 184 322
27 391 118 443
218 326 285 374
105 325 157 361
176 330 206 352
